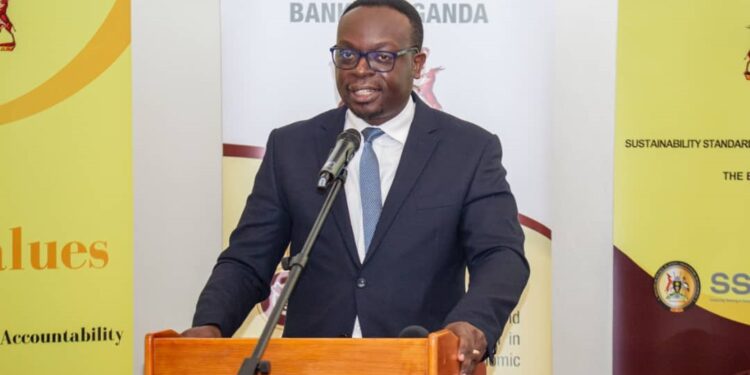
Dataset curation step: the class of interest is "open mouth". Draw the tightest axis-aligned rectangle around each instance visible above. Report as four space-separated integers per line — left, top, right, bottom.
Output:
348 86 381 102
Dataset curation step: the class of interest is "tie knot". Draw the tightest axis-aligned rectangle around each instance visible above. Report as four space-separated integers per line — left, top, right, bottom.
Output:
362 127 385 143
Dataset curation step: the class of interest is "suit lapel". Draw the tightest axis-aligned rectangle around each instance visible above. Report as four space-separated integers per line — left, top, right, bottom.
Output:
363 97 441 265
315 107 362 267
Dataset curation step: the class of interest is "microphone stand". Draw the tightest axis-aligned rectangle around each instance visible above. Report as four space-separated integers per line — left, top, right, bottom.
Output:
236 171 348 375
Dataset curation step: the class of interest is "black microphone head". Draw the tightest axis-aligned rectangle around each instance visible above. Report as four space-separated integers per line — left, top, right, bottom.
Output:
339 128 361 151
398 325 429 338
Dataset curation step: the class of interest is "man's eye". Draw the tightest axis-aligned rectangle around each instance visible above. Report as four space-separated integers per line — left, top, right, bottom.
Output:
374 53 394 63
339 49 356 59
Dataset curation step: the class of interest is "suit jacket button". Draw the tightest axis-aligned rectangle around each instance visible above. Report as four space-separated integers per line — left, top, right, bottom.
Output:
356 277 367 288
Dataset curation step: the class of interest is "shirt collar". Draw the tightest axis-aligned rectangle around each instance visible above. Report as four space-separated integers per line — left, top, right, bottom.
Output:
344 96 415 145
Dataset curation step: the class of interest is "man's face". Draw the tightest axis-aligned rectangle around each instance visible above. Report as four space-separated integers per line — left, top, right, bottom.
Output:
335 6 425 125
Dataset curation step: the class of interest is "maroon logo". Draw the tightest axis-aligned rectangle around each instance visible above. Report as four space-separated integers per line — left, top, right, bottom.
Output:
0 0 15 51
259 270 289 326
414 48 445 110
744 25 749 80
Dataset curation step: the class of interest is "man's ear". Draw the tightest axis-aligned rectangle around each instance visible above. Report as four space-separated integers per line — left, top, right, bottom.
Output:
413 51 427 79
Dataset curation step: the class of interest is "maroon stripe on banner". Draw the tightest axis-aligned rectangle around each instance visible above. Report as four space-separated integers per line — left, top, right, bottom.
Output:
518 214 551 239
223 144 265 159
613 247 750 375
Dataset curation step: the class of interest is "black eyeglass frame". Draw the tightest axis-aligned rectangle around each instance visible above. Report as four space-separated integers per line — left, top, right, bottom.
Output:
329 46 420 72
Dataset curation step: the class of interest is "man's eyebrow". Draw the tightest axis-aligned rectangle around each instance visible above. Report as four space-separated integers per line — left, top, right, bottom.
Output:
334 41 400 51
334 39 356 48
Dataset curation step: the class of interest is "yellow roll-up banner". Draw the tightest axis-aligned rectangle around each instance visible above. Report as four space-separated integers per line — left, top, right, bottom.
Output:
614 0 750 373
0 1 132 374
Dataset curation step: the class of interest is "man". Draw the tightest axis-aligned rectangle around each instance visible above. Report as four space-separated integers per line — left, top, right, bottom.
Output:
184 1 529 374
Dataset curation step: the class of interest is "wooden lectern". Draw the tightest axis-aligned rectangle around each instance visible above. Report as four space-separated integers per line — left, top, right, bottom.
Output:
145 329 487 375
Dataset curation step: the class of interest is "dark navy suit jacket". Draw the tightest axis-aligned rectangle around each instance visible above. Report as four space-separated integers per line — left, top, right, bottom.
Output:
193 95 529 351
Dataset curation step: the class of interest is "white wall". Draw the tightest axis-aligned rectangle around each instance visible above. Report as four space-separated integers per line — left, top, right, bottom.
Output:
129 0 618 373
551 0 618 373
131 0 222 373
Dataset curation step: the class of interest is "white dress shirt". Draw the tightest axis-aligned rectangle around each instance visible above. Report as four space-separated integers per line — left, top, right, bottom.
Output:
343 97 415 337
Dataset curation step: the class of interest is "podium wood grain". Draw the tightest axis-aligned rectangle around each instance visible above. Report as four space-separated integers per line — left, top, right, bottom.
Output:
145 329 486 375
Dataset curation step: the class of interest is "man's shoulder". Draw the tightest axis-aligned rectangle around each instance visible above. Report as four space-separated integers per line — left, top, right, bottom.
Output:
272 106 344 138
421 104 497 144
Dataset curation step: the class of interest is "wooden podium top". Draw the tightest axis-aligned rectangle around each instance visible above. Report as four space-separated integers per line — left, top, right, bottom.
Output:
145 329 486 375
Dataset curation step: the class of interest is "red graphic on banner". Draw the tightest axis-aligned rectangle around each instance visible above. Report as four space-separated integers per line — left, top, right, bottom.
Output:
744 25 749 80
0 0 15 51
259 270 289 326
414 48 444 110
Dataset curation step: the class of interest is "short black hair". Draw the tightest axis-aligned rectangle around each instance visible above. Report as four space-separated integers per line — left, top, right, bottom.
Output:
342 0 424 49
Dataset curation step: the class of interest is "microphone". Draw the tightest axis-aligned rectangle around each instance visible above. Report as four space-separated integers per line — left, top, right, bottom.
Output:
398 325 429 338
318 129 361 189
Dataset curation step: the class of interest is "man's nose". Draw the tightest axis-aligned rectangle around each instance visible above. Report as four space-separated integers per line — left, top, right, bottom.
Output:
354 55 374 75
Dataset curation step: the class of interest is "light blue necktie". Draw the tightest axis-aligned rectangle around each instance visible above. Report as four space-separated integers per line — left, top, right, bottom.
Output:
360 127 385 254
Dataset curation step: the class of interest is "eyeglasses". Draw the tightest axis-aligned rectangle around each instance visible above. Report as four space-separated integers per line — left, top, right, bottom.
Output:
330 46 420 72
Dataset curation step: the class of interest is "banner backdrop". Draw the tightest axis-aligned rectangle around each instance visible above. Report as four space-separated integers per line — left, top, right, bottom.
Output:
0 1 132 374
614 0 750 373
221 1 552 373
